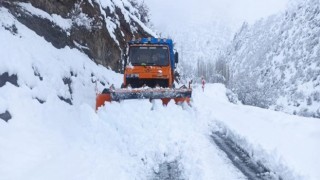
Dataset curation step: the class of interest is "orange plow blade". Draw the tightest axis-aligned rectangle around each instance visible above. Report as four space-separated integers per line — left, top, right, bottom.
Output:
96 94 111 110
96 87 192 110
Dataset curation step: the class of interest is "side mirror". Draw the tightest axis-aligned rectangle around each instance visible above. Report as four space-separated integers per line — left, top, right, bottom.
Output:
175 52 179 64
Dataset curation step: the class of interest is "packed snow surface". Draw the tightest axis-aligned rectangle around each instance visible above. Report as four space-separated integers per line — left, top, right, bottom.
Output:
1 4 320 180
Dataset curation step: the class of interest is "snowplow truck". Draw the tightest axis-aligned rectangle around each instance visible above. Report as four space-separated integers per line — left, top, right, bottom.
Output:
96 37 192 110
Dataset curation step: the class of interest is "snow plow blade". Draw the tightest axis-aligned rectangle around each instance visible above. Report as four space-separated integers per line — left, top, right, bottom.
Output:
110 88 191 101
96 88 192 110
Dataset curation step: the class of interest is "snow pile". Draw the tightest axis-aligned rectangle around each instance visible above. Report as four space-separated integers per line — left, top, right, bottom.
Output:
226 0 320 117
194 84 320 180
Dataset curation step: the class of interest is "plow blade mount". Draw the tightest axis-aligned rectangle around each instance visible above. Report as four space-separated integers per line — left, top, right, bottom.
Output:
96 88 192 110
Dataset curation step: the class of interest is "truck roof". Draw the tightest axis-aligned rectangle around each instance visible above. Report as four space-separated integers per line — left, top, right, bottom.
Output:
128 37 173 46
128 37 176 70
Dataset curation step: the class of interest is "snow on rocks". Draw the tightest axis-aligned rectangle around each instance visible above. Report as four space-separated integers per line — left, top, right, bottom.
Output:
95 0 156 45
18 2 73 31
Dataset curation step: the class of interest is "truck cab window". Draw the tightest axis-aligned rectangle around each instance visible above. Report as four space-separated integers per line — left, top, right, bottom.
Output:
129 46 169 66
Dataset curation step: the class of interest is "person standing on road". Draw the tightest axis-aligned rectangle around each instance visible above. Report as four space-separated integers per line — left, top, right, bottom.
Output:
201 76 206 92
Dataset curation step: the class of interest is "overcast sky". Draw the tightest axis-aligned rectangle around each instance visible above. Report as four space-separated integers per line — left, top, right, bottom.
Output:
145 0 290 32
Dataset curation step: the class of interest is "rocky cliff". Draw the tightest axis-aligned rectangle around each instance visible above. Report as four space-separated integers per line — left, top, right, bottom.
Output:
1 0 154 72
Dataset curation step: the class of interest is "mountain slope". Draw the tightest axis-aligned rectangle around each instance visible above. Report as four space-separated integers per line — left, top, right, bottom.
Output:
1 0 155 71
226 0 320 117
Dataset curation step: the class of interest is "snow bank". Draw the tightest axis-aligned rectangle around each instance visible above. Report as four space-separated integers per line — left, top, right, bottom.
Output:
194 84 320 180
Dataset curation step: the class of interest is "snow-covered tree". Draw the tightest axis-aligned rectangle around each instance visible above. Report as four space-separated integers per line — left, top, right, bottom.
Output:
226 0 320 117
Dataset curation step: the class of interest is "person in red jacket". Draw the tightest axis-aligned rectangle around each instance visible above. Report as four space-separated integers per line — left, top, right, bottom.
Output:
201 76 206 92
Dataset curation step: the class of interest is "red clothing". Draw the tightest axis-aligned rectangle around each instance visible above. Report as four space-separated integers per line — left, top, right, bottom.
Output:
201 78 205 92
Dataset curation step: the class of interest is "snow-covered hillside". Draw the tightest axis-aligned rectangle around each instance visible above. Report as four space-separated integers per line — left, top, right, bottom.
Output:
2 0 155 71
226 0 320 118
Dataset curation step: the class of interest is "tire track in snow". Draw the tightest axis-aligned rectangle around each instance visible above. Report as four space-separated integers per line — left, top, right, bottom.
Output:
211 131 282 180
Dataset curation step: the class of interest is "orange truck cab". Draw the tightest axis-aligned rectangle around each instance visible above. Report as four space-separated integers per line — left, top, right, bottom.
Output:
123 37 178 89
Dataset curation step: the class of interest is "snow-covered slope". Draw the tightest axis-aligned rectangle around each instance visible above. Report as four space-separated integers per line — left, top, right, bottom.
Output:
2 0 155 71
0 6 121 110
226 0 320 118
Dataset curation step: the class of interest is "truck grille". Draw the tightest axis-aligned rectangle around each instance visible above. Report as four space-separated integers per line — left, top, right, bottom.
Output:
126 79 169 88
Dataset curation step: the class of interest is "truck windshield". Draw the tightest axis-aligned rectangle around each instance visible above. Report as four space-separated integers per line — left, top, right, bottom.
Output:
128 46 169 66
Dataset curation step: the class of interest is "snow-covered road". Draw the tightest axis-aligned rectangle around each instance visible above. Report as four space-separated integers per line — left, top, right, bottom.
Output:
0 86 246 179
1 7 319 179
2 83 319 179
96 90 247 179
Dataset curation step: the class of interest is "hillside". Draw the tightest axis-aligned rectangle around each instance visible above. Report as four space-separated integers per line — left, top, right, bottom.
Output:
226 0 320 118
1 0 154 71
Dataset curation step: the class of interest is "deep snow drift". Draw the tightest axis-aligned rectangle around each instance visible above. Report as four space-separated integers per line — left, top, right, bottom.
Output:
1 4 320 180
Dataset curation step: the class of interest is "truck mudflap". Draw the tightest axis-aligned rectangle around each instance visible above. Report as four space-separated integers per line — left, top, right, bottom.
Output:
96 86 192 110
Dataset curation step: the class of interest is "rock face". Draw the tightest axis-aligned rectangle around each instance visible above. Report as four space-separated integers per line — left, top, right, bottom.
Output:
0 110 11 122
1 0 154 72
226 0 320 118
0 72 18 87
